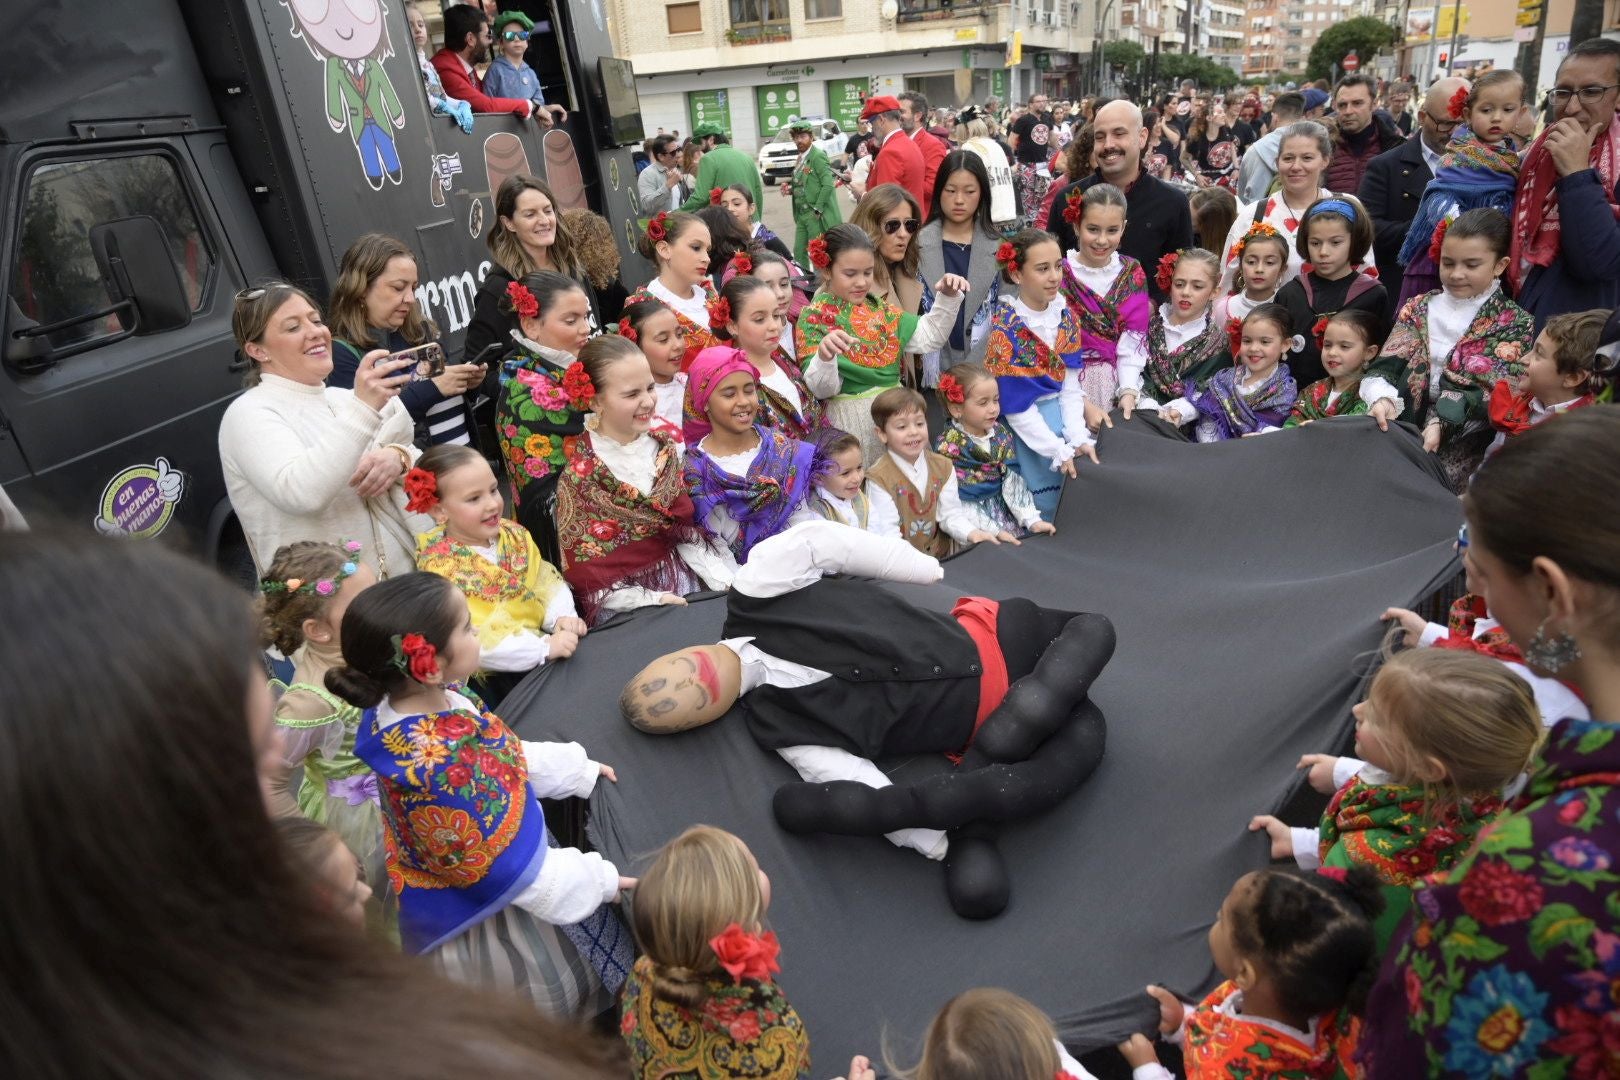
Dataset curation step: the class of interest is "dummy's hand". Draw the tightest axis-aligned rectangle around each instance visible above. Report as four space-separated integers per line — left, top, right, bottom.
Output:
1382 606 1426 647
837 1056 877 1080
1298 753 1341 795
1545 116 1599 177
934 273 970 298
1029 520 1057 535
546 629 580 660
1057 457 1078 479
816 329 856 363
599 763 618 783
1118 1034 1161 1070
1422 421 1442 454
1084 399 1113 434
1119 390 1138 420
555 615 590 637
350 448 404 499
1074 442 1100 466
1368 397 1399 431
1145 985 1185 1036
658 593 689 606
1248 814 1295 859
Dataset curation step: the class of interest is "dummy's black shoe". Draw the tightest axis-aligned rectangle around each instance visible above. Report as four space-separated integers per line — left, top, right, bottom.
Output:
772 780 910 836
944 828 1009 919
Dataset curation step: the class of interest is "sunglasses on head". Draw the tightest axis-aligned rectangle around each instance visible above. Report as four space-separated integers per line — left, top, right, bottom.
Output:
882 218 921 235
502 29 530 41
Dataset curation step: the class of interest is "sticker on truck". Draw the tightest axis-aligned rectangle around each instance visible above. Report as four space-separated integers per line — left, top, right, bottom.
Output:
94 457 186 538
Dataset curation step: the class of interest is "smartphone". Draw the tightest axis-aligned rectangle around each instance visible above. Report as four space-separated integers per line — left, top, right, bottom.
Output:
388 342 446 382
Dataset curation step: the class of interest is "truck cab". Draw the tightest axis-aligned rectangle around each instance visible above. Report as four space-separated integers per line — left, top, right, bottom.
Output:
1 0 645 567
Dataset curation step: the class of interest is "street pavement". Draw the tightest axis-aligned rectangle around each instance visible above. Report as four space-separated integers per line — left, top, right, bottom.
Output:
757 175 860 255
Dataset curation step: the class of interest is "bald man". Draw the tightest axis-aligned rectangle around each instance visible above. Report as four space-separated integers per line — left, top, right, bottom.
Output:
1358 76 1470 308
1045 100 1194 303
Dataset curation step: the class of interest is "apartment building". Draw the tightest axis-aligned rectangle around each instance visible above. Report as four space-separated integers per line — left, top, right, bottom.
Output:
607 0 1120 154
1158 0 1244 74
1239 0 1364 79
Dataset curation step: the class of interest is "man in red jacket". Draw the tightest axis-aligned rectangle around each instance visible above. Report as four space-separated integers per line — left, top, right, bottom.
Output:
900 91 947 208
430 4 534 120
861 95 929 219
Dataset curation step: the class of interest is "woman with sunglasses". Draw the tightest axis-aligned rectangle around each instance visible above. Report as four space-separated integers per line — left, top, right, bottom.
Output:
853 186 933 388
481 11 566 128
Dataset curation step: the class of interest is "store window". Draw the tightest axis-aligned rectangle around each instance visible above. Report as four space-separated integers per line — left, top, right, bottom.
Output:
729 0 789 36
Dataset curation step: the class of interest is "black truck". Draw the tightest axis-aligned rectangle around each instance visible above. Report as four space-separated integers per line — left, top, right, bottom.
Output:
0 0 646 566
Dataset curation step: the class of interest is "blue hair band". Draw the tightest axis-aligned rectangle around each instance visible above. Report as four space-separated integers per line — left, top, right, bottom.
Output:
1306 198 1358 222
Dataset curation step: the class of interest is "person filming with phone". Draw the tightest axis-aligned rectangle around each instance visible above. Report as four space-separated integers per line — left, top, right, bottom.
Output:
328 234 484 448
218 282 427 580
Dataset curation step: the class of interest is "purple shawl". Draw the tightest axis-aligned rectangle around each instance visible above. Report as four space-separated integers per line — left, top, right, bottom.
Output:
684 425 817 562
1191 365 1298 440
1063 256 1151 368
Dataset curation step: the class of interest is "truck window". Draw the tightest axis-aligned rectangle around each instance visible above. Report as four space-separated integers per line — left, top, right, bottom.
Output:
9 154 214 352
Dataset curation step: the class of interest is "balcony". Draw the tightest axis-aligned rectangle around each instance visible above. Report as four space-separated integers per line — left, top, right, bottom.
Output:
727 0 791 43
897 0 988 22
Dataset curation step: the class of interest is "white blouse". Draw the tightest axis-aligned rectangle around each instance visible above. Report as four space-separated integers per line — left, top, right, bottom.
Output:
1000 297 1091 464
1426 282 1501 393
645 276 711 330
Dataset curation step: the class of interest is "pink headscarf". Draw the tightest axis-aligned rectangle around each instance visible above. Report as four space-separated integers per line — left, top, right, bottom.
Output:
682 346 760 445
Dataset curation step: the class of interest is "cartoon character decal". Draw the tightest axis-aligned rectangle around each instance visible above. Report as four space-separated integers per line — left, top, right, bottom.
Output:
283 0 406 191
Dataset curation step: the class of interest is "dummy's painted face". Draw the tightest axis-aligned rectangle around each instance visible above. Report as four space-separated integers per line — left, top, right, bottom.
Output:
621 646 742 733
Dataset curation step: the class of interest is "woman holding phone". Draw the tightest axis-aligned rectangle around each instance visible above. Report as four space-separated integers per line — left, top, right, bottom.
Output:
328 233 484 447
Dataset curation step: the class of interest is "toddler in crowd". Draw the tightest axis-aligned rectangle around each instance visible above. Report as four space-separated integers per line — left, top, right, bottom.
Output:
620 825 811 1079
556 336 736 624
1059 182 1150 416
274 815 373 934
1119 867 1383 1079
1250 648 1543 946
1133 248 1229 420
626 211 721 369
259 540 382 880
1161 303 1298 441
712 275 821 439
1217 222 1291 326
1397 70 1526 308
408 444 586 706
330 572 632 1018
1287 310 1390 426
867 386 1005 554
684 346 819 561
1487 307 1609 456
617 297 687 444
934 364 1054 539
809 428 890 537
798 224 965 466
1275 196 1388 389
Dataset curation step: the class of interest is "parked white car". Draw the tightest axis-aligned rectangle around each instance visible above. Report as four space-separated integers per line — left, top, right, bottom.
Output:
757 118 846 180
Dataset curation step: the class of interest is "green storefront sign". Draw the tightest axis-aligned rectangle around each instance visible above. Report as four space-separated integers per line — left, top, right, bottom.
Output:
756 83 801 139
989 69 1008 99
687 89 732 136
827 77 868 132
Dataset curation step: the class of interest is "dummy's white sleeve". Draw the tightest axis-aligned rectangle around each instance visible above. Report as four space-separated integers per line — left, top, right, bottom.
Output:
733 520 943 598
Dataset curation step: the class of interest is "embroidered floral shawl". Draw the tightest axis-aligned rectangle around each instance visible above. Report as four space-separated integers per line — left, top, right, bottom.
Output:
627 280 722 371
1375 290 1533 429
1190 364 1298 440
1061 255 1150 369
794 292 918 398
754 348 824 440
1143 306 1229 403
496 350 586 495
935 419 1018 502
414 519 563 652
982 302 1074 414
1285 376 1368 427
619 956 811 1079
1184 980 1362 1079
686 426 817 561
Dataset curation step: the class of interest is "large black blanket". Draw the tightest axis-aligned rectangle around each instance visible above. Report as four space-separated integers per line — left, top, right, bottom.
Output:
503 416 1461 1060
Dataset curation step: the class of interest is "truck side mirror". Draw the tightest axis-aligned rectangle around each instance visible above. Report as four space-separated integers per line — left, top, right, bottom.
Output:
89 216 191 335
3 297 53 373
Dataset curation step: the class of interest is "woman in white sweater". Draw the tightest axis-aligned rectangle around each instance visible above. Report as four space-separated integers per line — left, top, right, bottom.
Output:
218 283 425 578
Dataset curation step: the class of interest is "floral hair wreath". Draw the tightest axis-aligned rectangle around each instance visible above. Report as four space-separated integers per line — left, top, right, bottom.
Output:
995 240 1020 276
562 360 596 409
260 540 364 598
505 280 540 320
617 317 638 343
1227 221 1280 265
938 373 966 404
391 632 440 683
731 251 754 275
1060 186 1086 225
403 468 439 513
1447 86 1470 121
1428 217 1451 264
1154 251 1181 294
807 236 830 269
646 211 669 243
709 187 725 205
707 295 733 330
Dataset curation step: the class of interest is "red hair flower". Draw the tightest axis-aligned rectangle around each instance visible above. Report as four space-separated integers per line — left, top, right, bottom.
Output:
709 187 724 205
995 240 1018 269
1226 317 1244 357
709 923 781 984
617 317 638 343
1428 217 1451 264
939 373 966 404
807 236 830 268
505 280 540 320
646 211 669 243
1060 187 1085 224
1316 866 1349 884
1155 251 1180 293
561 361 596 409
708 296 733 330
1312 315 1331 349
731 251 754 274
396 633 439 683
1447 86 1470 121
403 467 439 513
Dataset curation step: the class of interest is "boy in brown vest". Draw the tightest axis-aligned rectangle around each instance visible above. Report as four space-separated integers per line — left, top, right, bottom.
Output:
865 387 1017 555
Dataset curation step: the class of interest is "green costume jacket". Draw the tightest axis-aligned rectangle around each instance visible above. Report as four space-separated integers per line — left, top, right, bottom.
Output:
680 143 764 220
325 57 404 143
789 147 841 268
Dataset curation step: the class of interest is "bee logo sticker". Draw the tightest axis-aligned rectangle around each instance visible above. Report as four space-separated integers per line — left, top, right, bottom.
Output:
94 457 185 538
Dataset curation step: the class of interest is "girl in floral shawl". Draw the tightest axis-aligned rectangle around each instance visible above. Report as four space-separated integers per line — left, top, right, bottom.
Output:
932 363 1052 539
1166 303 1298 441
683 347 819 562
1132 248 1231 418
1058 182 1151 411
1368 209 1533 492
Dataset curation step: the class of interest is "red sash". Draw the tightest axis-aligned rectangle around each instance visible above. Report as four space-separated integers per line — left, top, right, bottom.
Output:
948 596 1009 763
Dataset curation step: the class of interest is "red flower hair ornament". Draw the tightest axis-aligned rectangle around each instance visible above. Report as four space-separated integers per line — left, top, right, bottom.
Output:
561 361 596 409
709 923 781 984
995 240 1020 276
1312 314 1331 350
1428 217 1451 264
1060 187 1085 224
403 467 439 513
938 373 966 404
807 236 830 269
709 187 724 205
1447 86 1470 121
646 211 669 243
505 280 540 320
731 252 754 274
617 317 638 343
1316 866 1349 885
708 296 733 331
1226 316 1244 358
1155 251 1180 293
392 632 440 683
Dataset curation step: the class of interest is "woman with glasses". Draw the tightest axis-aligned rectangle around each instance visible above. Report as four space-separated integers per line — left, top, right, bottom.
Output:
218 284 423 579
853 186 933 389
